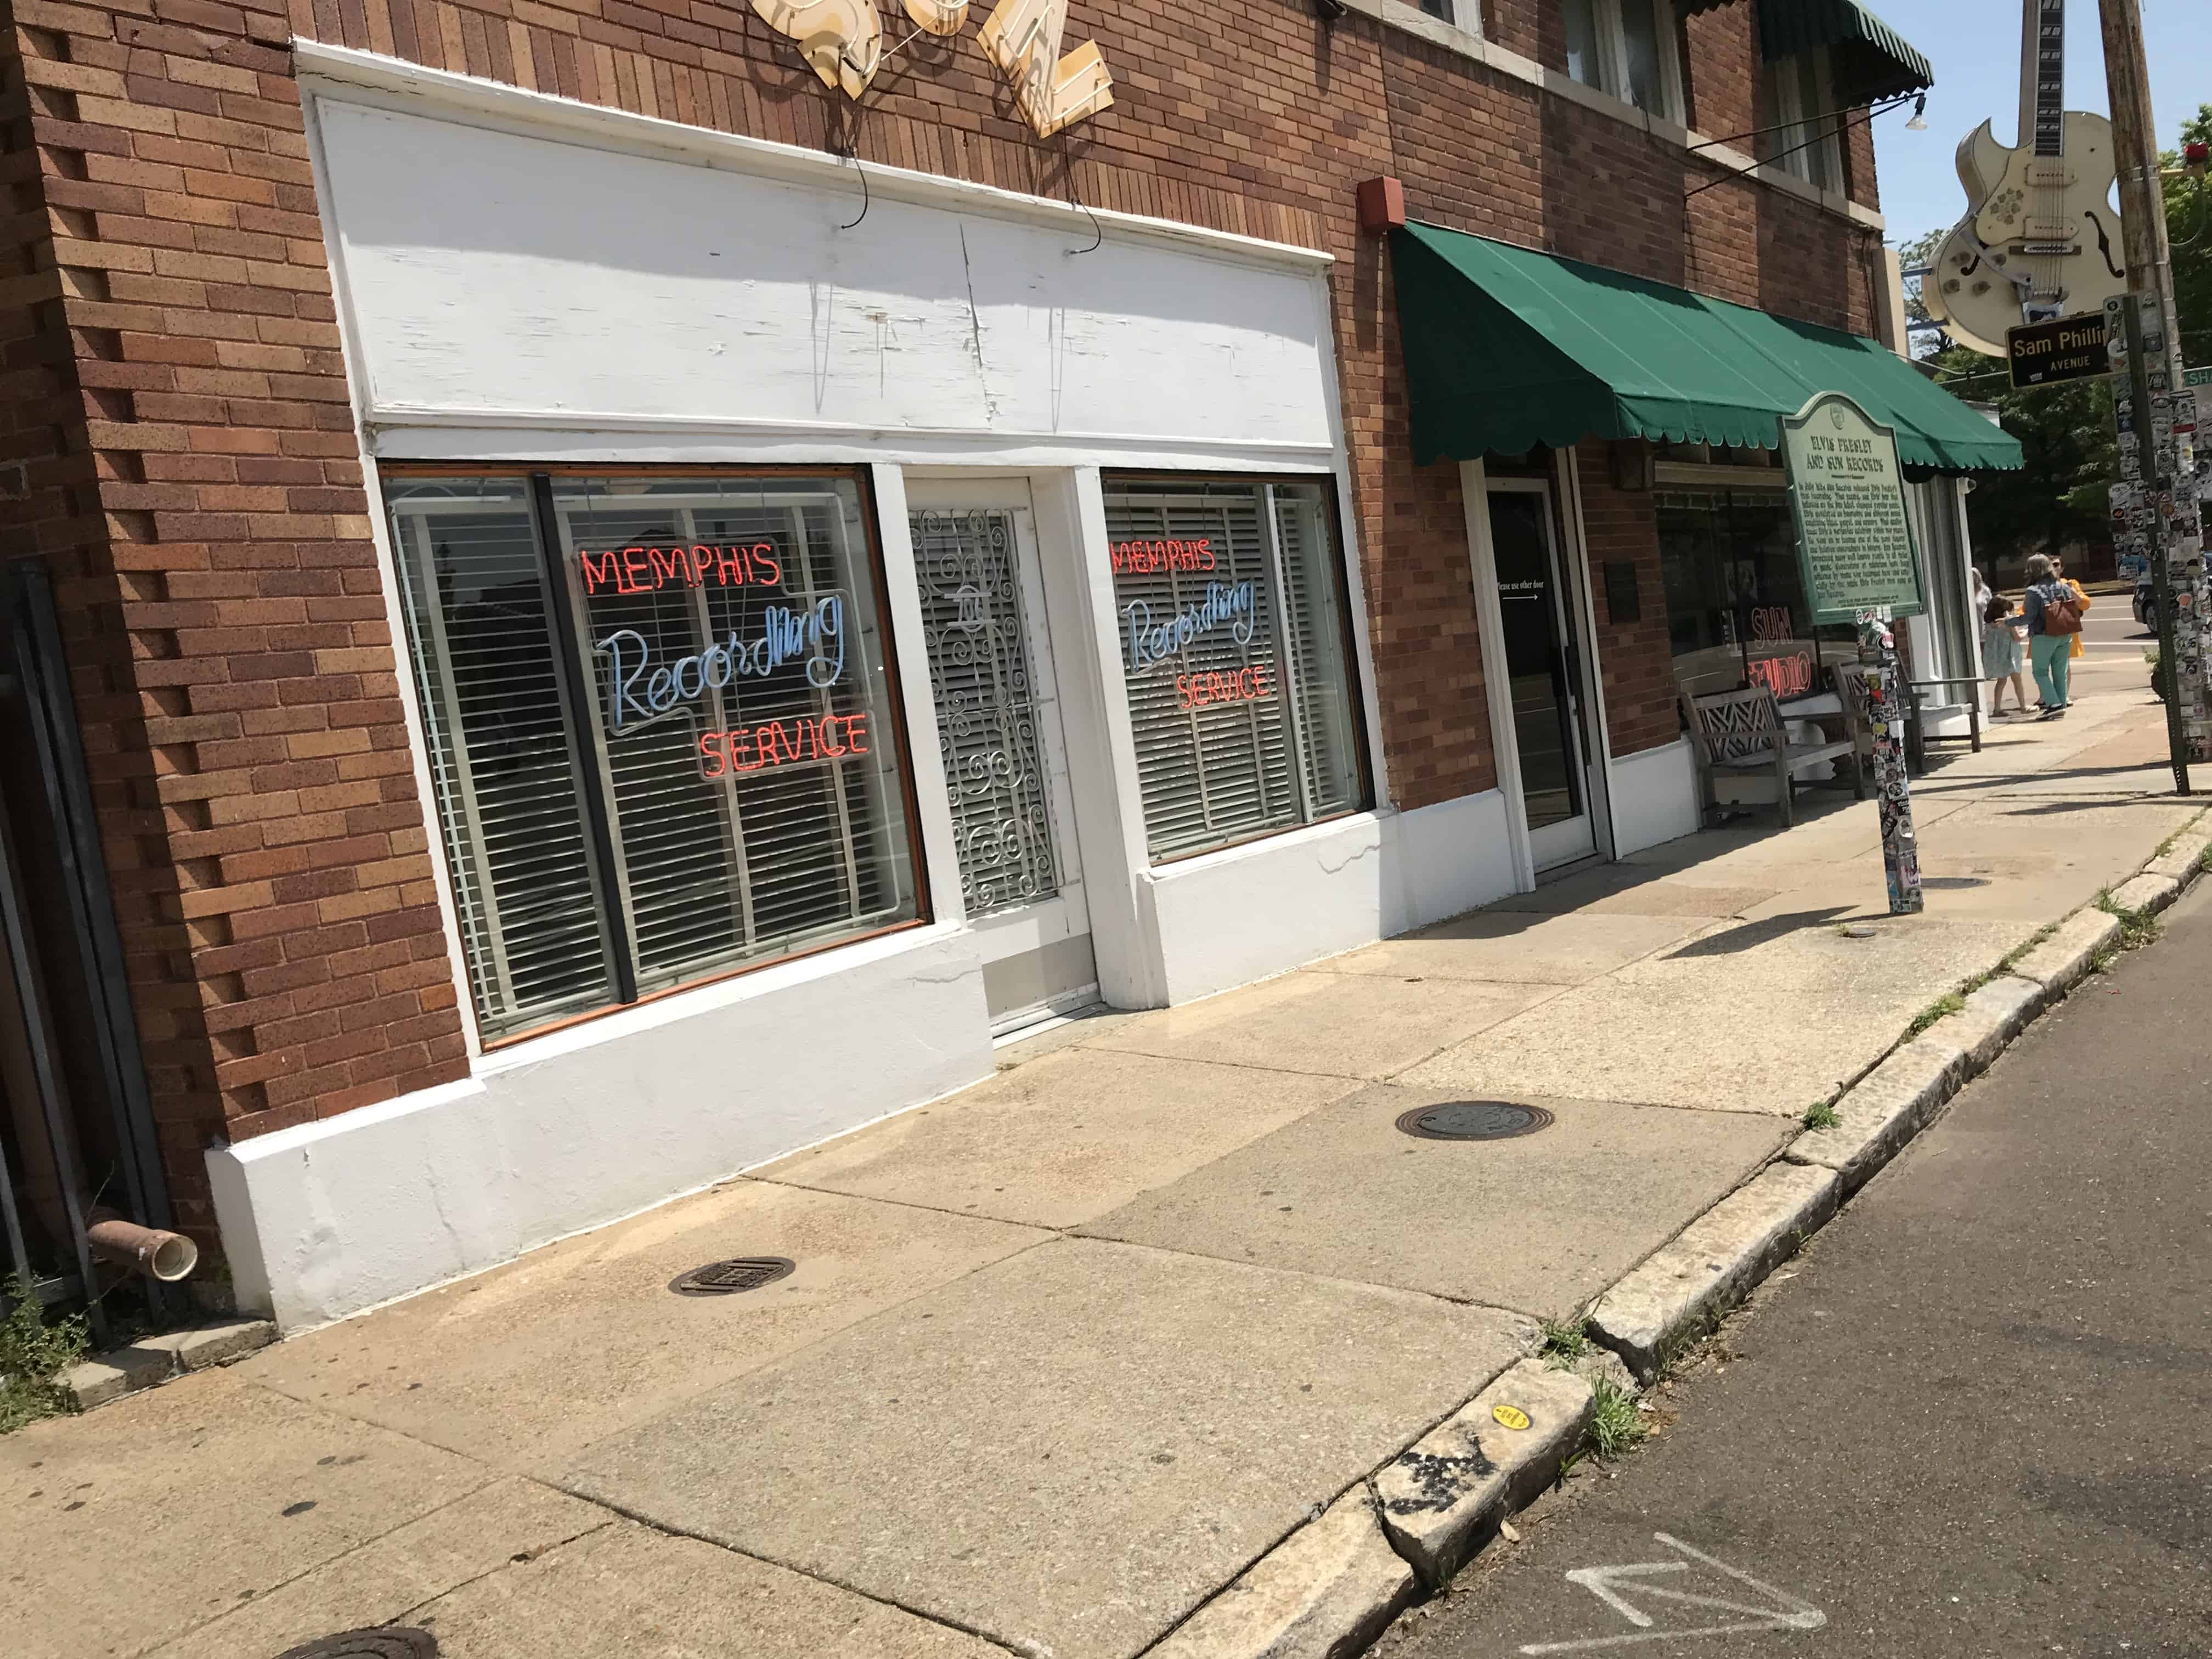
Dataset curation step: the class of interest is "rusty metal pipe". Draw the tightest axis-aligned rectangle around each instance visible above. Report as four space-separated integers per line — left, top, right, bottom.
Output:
86 1208 198 1283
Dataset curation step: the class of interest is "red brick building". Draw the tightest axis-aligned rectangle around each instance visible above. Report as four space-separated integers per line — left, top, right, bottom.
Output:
0 0 2010 1327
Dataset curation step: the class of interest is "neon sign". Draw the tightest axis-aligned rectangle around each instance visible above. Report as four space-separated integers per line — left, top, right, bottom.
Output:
1177 665 1272 710
751 0 1112 139
579 543 783 595
594 596 848 735
1111 537 1216 575
698 713 871 776
1124 580 1258 675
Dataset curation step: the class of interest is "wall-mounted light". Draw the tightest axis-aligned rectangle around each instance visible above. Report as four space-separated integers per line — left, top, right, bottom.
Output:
1314 0 1348 20
1905 93 1927 131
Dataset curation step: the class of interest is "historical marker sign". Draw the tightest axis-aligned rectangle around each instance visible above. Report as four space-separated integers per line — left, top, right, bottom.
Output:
1780 392 1924 624
2006 313 2112 389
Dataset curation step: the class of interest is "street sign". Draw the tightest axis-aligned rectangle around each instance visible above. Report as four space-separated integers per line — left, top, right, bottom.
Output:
2006 314 2112 389
2185 365 2210 388
1780 392 1924 624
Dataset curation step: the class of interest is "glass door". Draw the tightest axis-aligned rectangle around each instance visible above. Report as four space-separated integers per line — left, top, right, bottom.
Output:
1487 482 1598 870
907 479 1097 1032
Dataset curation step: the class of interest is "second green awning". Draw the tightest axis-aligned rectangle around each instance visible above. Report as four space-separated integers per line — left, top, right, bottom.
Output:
1758 0 1934 105
1391 221 2022 476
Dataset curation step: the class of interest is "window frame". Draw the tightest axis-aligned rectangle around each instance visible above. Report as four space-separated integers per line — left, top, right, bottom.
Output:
380 460 934 1051
1098 469 1376 867
1561 0 1686 126
1761 47 1844 193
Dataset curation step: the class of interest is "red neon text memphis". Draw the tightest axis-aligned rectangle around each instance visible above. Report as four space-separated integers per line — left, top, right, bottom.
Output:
698 713 871 777
580 543 783 595
1111 537 1216 574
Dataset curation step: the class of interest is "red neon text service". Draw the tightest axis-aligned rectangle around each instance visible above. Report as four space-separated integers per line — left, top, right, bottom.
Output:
1111 537 1216 574
580 542 783 595
1176 666 1272 709
698 713 871 777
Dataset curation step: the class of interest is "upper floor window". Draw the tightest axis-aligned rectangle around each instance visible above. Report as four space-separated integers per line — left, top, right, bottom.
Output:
1761 49 1843 193
1562 0 1685 122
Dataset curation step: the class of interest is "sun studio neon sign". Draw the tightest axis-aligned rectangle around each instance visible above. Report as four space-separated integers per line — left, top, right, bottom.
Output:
751 0 1113 138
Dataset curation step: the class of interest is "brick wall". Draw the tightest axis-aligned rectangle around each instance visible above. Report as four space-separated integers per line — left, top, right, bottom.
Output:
1572 439 1680 760
1 0 1894 1237
2 0 468 1246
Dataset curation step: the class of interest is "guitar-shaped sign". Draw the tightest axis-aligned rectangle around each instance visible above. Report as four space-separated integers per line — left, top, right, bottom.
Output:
1924 0 2125 357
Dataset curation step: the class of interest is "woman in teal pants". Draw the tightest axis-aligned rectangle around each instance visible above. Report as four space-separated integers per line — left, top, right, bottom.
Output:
2020 553 2075 716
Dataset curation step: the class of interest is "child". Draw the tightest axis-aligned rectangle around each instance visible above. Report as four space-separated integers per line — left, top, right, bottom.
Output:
1983 590 2029 716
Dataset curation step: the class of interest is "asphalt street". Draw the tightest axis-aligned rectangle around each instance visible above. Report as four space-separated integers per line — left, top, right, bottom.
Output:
1380 880 2212 1659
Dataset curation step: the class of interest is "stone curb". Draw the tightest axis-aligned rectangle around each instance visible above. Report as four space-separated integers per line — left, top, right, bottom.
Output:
1167 812 2212 1659
2145 828 2212 881
2108 872 2180 917
2010 908 2123 995
1142 1487 1417 1659
63 1318 276 1411
1373 1359 1595 1588
1587 1163 1840 1382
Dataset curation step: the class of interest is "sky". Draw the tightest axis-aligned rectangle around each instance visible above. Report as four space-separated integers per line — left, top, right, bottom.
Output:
1869 0 2210 248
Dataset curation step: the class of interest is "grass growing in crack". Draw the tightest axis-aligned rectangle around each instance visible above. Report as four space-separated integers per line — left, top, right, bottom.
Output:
2093 892 2162 968
1905 991 1965 1038
1999 921 2060 974
1587 1376 1647 1462
1539 1318 1592 1368
1802 1100 1841 1131
0 1274 87 1435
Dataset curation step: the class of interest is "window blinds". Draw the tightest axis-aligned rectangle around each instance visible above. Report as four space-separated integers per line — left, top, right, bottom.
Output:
1101 478 1366 861
386 472 918 1041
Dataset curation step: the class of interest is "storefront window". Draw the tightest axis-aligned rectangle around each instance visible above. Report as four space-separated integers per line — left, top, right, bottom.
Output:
1101 477 1369 861
1658 488 1856 702
385 470 920 1042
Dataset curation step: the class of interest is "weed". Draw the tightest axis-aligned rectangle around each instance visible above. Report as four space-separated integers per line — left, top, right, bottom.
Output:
1905 991 1965 1038
1587 1375 1647 1462
1999 921 2060 973
0 1276 87 1434
2094 891 2162 959
1802 1100 1841 1131
1539 1318 1592 1367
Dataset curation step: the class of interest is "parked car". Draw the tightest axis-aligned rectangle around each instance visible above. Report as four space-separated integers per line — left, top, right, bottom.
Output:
2136 569 2155 628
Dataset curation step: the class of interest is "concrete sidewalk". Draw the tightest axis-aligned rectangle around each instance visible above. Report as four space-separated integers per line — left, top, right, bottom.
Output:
9 648 2204 1659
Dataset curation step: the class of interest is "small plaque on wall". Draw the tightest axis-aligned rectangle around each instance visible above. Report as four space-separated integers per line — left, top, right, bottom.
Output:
1604 561 1641 625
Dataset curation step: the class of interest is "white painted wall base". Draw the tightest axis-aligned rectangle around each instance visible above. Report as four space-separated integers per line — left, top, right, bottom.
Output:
1607 738 1702 859
207 927 992 1332
1137 790 1517 1005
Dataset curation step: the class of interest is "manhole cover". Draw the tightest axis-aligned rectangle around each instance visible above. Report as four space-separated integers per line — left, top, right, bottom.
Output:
278 1631 437 1659
668 1256 797 1296
1919 876 1990 889
1395 1101 1554 1141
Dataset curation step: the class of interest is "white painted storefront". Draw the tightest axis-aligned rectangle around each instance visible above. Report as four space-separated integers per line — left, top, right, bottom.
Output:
211 46 1526 1330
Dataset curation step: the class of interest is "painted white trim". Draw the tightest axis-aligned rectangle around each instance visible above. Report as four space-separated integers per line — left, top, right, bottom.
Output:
1459 459 1536 893
1555 447 1618 861
292 41 1333 274
1606 736 1701 856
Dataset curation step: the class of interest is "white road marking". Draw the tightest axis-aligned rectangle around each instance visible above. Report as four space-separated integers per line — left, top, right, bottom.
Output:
1519 1533 1826 1654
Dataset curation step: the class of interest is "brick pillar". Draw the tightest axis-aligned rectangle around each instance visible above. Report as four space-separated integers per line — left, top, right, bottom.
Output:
2 0 467 1253
1573 440 1680 759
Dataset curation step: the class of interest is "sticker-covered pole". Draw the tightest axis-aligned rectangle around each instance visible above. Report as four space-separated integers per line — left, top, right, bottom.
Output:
1858 607 1923 915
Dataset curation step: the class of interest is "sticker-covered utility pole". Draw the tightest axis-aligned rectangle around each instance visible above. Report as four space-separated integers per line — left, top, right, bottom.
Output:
1857 608 1924 915
2098 0 2206 792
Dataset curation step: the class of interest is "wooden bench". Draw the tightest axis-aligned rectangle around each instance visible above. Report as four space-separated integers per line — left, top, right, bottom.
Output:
1836 663 1983 777
1678 682 1858 828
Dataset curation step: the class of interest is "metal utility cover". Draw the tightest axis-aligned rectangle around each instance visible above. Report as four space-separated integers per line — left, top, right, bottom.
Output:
669 1256 798 1297
277 1632 438 1659
1396 1099 1555 1141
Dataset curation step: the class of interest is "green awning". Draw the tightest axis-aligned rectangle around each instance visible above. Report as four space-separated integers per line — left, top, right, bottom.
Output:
1391 222 2021 476
1758 0 1933 104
